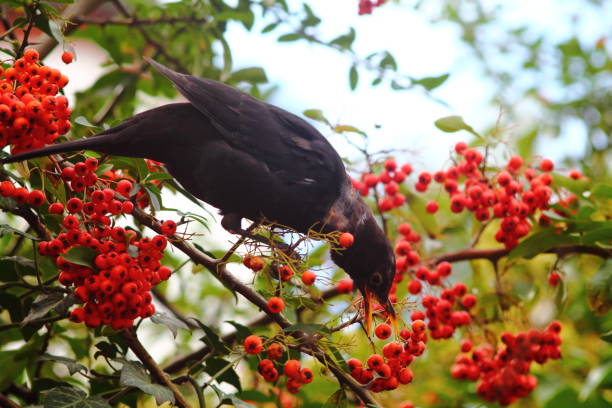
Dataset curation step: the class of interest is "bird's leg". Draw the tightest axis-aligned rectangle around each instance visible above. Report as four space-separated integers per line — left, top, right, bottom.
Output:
221 213 269 245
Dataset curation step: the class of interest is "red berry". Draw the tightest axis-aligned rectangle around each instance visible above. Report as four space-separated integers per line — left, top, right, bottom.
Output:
412 320 426 333
410 310 425 321
425 200 439 214
284 359 301 378
507 155 523 171
569 169 582 179
366 354 384 369
267 296 285 314
248 256 264 272
339 232 354 248
23 48 39 63
548 271 561 287
540 158 554 172
407 279 422 294
161 220 177 235
398 368 413 384
301 270 316 285
69 307 85 323
460 339 472 352
48 202 65 214
461 294 477 309
299 367 314 383
27 190 46 207
278 265 293 281
384 158 397 172
266 343 283 360
375 323 392 339
336 278 353 294
243 335 263 354
61 51 74 64
455 142 468 154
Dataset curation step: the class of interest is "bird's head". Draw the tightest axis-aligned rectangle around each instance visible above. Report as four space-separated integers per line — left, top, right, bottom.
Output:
330 205 397 335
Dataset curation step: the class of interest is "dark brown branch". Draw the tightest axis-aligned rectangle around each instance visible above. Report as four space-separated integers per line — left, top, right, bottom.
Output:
71 16 209 26
430 245 612 265
0 393 21 408
120 329 191 408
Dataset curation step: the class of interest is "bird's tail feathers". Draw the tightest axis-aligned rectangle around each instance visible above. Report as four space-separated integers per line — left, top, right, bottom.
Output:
0 134 115 165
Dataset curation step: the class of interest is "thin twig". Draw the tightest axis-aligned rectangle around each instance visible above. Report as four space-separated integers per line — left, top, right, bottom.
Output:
120 329 192 408
71 16 209 26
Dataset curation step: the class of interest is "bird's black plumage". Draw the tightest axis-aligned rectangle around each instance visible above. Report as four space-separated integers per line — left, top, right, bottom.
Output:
1 59 396 324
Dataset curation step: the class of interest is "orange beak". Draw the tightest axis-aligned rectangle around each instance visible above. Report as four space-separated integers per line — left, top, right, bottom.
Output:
384 298 399 336
363 288 373 335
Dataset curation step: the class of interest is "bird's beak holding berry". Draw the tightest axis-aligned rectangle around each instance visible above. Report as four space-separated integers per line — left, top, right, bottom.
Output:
362 288 398 336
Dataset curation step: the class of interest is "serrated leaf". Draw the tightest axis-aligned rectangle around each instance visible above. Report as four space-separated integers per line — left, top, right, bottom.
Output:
211 385 254 408
39 353 87 375
225 320 251 343
323 389 348 408
205 358 242 391
349 64 358 90
43 386 111 408
0 224 39 240
434 115 480 137
22 292 66 325
193 319 228 355
119 361 175 405
61 246 97 269
508 230 581 260
151 312 190 338
413 73 450 91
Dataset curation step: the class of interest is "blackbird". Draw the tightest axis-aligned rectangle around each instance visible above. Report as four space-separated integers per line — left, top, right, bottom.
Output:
1 59 397 332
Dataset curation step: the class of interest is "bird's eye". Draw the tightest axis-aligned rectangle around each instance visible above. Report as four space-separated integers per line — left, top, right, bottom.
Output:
370 272 383 286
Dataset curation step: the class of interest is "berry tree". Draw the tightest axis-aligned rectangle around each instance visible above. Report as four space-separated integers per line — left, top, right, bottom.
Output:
0 1 610 408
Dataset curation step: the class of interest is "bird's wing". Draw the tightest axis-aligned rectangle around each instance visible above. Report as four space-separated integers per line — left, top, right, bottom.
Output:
147 58 345 188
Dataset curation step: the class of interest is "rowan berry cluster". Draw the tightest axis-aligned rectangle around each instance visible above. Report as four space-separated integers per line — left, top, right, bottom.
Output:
35 158 174 329
451 322 563 406
348 319 427 392
243 336 315 393
0 180 46 207
101 159 165 209
0 49 71 154
358 0 386 15
416 143 558 249
352 158 410 212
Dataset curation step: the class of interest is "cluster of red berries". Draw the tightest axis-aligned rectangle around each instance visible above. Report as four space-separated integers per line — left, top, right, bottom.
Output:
243 336 314 393
0 49 71 154
352 158 410 212
0 180 46 207
348 319 427 392
417 143 558 249
419 288 474 340
358 0 386 15
451 322 562 406
101 159 164 209
34 158 175 329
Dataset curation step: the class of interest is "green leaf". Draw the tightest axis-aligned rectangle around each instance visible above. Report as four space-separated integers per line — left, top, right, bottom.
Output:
323 389 348 408
587 260 612 315
278 33 302 42
434 115 480 137
582 227 612 245
150 312 191 338
62 246 97 269
235 389 273 403
329 28 356 50
74 116 99 128
194 319 229 355
225 320 251 343
552 174 590 196
349 64 358 90
283 323 331 336
39 353 87 376
119 361 175 405
261 22 279 33
591 183 612 199
601 329 612 343
413 73 450 91
508 230 581 260
211 385 254 408
22 292 67 325
544 387 580 408
0 224 39 241
303 109 328 124
43 386 111 408
144 184 162 212
579 361 612 401
228 67 268 84
205 358 242 391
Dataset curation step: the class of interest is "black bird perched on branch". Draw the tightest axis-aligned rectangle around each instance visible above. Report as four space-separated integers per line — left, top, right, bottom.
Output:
1 59 396 333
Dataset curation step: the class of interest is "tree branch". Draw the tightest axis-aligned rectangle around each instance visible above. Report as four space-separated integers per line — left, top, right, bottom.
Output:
120 329 192 408
430 245 612 265
70 16 209 26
